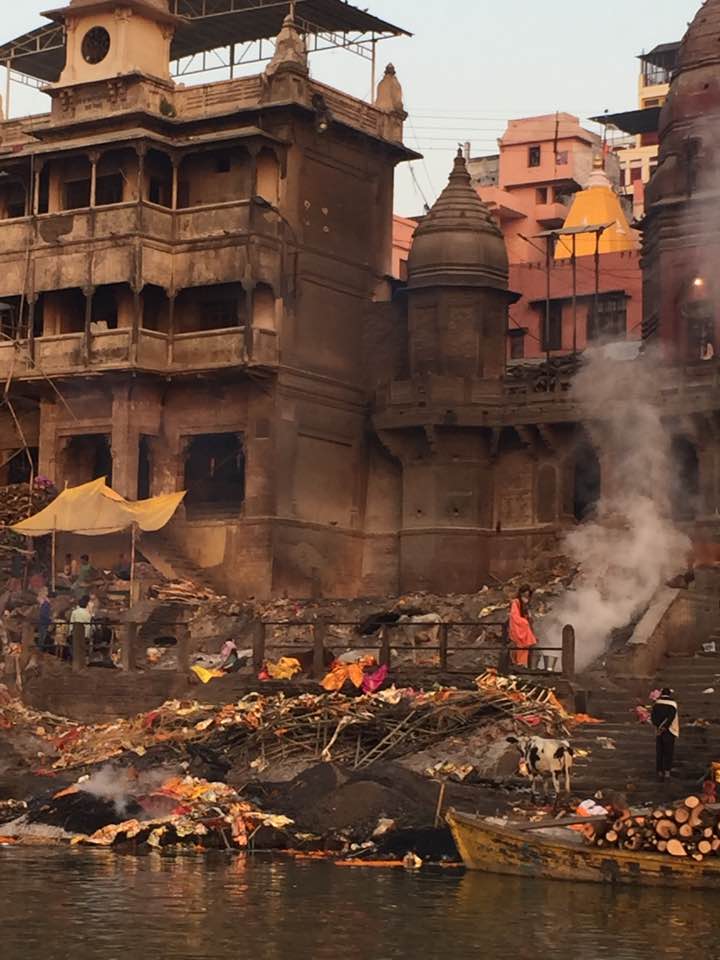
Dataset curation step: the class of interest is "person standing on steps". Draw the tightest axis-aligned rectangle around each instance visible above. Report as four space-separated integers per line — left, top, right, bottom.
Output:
652 687 680 781
508 584 538 669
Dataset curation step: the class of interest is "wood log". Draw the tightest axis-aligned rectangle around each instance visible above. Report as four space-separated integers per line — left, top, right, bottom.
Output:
692 853 704 862
711 838 720 852
704 828 714 839
605 830 618 844
698 840 712 855
679 823 694 839
656 819 678 839
674 806 690 825
652 808 664 820
667 839 687 857
685 796 702 810
689 805 705 829
665 809 675 818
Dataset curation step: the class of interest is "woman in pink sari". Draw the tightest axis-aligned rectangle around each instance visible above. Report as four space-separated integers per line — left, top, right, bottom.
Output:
509 584 538 668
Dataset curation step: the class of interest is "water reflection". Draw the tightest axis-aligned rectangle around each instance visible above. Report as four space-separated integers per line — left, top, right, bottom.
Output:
1 850 718 960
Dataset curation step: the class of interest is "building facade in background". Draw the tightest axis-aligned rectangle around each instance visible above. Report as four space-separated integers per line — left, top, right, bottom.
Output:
393 114 642 362
0 0 716 600
593 43 680 220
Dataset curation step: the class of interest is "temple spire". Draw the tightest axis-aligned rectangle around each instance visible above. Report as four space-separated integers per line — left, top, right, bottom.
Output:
264 1 308 78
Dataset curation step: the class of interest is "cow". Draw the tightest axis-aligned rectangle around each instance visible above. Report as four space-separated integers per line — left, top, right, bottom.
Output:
396 612 443 664
506 735 574 799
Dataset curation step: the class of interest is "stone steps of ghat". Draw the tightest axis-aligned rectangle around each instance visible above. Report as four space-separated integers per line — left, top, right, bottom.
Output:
566 654 720 802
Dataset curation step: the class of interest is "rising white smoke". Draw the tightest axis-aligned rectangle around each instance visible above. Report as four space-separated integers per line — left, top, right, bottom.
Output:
81 765 172 815
541 346 691 671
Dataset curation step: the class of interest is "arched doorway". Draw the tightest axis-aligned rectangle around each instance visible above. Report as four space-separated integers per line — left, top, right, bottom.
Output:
670 436 700 521
573 441 601 521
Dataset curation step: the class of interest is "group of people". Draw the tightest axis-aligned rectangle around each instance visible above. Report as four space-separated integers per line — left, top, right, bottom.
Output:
507 584 682 782
34 552 119 661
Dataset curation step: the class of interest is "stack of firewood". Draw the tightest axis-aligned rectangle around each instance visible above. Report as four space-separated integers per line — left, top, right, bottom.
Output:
593 796 720 860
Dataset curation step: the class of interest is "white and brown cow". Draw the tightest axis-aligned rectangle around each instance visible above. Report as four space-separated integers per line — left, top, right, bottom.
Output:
507 735 574 798
396 613 443 664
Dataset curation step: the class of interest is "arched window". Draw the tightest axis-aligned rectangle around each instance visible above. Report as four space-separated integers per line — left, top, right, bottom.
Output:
682 277 716 361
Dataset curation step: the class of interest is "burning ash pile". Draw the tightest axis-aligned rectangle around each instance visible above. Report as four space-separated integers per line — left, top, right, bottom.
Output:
541 349 690 672
0 676 598 854
1 765 291 850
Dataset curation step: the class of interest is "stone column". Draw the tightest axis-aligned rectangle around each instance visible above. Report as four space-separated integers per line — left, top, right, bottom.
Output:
89 151 99 208
82 285 95 365
111 384 139 500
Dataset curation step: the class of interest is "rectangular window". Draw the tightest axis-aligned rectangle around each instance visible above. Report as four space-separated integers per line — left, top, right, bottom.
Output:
203 299 240 329
528 145 541 168
535 187 548 204
149 177 170 206
64 179 91 210
95 174 124 206
540 302 563 352
588 293 628 342
630 166 643 184
215 153 232 174
508 329 525 360
555 150 569 166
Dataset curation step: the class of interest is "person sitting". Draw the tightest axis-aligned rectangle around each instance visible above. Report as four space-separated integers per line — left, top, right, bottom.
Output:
113 553 132 581
69 595 93 647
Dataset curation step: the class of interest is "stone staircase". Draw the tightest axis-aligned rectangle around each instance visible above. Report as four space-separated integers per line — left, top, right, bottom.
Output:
572 651 720 804
138 529 222 596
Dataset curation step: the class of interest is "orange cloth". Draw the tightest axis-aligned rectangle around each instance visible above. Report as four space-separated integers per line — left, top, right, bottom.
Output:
508 598 537 668
321 656 376 692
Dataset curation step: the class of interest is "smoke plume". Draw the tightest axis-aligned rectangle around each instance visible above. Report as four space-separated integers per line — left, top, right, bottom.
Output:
541 346 690 671
81 765 172 816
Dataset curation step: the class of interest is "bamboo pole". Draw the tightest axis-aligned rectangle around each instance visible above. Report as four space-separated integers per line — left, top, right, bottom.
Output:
130 522 137 606
51 522 56 594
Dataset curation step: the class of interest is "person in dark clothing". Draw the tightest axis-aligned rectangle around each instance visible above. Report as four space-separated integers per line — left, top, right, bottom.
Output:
652 687 679 781
36 588 53 652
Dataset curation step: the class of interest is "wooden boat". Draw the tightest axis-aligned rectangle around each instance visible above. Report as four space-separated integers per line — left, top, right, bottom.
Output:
446 808 720 888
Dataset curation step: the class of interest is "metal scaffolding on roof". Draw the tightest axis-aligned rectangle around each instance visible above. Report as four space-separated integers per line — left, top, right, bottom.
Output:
0 0 409 104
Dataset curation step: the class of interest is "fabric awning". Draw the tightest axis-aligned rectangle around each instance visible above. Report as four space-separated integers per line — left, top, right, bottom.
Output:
11 478 186 537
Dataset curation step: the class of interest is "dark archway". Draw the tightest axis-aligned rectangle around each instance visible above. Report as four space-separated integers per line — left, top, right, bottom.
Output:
670 436 700 521
574 442 601 522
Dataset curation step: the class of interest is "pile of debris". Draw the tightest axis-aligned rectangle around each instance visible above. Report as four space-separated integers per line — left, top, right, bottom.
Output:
2 768 293 850
22 672 576 779
0 481 57 584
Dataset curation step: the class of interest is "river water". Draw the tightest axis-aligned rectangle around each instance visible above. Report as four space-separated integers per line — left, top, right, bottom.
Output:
2 849 717 959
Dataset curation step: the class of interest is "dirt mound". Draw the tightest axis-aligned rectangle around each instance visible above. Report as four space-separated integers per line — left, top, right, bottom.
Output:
261 762 509 839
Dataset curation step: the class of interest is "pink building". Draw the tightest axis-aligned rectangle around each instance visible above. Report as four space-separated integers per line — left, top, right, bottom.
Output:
392 114 643 360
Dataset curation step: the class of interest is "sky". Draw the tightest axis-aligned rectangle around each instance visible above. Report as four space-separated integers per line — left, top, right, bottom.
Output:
1 0 702 215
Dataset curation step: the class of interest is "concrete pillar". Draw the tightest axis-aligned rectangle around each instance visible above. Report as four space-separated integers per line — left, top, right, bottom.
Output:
111 384 139 499
37 399 58 484
82 285 94 365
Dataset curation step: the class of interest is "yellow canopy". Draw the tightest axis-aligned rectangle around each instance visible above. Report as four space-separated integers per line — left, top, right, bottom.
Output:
11 477 186 537
555 163 638 260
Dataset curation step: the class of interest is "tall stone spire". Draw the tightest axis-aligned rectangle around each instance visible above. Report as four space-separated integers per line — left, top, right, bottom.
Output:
407 149 508 290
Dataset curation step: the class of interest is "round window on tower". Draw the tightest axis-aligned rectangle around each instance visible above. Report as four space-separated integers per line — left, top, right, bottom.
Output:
81 27 111 65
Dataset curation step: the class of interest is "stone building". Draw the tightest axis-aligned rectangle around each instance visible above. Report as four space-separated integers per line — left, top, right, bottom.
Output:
0 0 717 601
0 0 414 598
